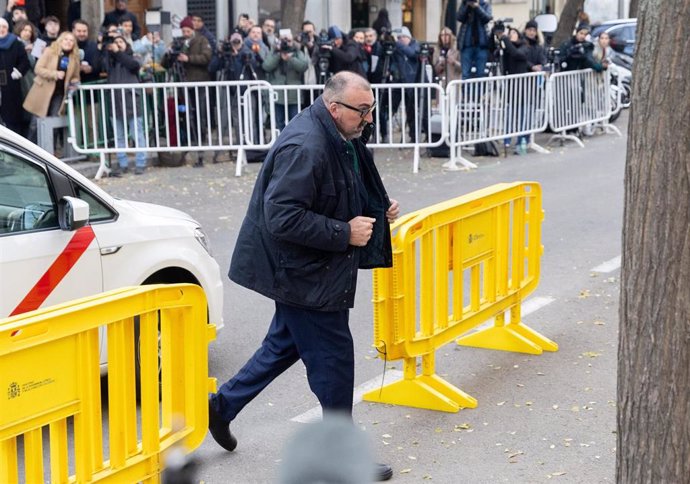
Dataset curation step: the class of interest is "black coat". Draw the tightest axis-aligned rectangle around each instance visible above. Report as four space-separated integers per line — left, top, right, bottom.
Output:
0 37 31 134
229 96 393 311
559 38 601 72
500 37 529 75
524 37 546 71
331 38 366 77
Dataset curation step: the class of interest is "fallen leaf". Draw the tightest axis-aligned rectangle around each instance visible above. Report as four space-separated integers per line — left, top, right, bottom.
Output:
582 352 601 358
400 469 412 474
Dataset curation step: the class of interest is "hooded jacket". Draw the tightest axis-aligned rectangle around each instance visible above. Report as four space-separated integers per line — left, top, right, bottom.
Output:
229 96 393 311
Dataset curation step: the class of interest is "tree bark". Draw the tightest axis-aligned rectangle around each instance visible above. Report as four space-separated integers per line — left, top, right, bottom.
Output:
629 0 639 18
618 0 690 481
281 0 307 37
551 0 585 47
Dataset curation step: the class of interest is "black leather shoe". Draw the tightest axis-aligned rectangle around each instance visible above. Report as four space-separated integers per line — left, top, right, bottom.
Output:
208 398 237 451
374 462 393 481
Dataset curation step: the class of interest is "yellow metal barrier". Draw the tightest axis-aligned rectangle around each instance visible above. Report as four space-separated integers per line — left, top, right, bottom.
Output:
363 182 557 412
0 284 216 483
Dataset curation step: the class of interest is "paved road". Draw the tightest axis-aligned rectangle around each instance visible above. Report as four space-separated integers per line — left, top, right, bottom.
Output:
99 115 627 483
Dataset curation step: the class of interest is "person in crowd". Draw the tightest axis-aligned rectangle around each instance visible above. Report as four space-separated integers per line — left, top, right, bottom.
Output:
40 16 60 47
432 26 461 87
456 0 493 79
243 25 269 78
161 15 212 167
13 18 35 60
207 71 398 483
593 31 612 68
102 0 140 41
350 29 369 76
234 13 250 37
67 0 81 29
209 32 252 146
0 17 30 134
262 17 276 50
118 18 135 48
362 27 381 84
132 30 166 79
371 8 391 36
72 19 101 83
102 34 147 175
576 10 591 32
23 31 80 142
4 0 42 30
324 25 365 77
559 25 603 72
297 20 317 84
192 14 216 53
261 30 308 130
497 27 530 154
523 19 546 73
3 3 27 30
379 26 419 142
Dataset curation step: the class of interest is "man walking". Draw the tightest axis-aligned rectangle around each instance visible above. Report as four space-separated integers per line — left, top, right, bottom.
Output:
208 71 399 482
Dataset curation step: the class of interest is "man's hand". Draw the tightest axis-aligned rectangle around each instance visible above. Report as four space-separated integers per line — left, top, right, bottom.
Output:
386 199 400 222
349 216 376 246
177 53 189 62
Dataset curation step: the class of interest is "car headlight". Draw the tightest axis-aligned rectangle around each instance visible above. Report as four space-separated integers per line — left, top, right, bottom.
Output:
194 226 212 256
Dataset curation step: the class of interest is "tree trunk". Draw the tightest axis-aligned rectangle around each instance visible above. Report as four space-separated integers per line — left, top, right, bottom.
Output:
281 0 307 37
618 0 690 481
629 0 639 18
551 0 585 47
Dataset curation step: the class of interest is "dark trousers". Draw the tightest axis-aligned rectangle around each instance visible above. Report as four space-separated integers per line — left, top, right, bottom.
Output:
212 302 354 421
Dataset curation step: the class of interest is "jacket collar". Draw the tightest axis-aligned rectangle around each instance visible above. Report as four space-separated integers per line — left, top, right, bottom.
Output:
311 96 350 150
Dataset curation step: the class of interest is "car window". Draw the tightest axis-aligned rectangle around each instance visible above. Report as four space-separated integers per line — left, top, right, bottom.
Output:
74 184 116 222
0 151 59 235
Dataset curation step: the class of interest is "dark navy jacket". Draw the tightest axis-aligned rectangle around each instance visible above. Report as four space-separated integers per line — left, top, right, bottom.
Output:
457 1 493 49
229 96 393 311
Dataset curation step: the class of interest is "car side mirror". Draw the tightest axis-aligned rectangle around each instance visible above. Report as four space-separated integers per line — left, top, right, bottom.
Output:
58 196 90 231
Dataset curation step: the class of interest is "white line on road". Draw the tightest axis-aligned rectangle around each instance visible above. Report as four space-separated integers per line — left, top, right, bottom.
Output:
591 255 622 273
290 296 556 423
291 370 404 423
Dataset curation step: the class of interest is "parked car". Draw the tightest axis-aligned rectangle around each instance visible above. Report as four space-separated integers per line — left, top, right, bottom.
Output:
0 125 224 373
592 18 637 58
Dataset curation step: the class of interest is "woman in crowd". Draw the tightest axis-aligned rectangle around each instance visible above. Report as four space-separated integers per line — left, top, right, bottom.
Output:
372 8 391 36
0 17 30 134
23 31 80 142
103 35 148 175
432 26 461 87
14 19 37 135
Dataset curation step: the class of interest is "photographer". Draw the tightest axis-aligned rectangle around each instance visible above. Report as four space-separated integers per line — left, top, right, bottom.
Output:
496 28 530 154
261 31 308 130
558 25 602 72
161 16 212 166
322 25 366 78
209 32 251 145
432 27 461 87
457 0 493 79
243 25 269 79
297 21 317 84
102 34 147 174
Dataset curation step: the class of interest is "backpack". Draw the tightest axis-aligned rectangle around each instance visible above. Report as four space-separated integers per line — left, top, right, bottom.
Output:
473 141 500 157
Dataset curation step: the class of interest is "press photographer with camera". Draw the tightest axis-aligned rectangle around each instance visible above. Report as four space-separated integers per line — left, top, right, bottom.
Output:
558 25 603 72
457 0 493 79
161 16 212 167
296 21 317 84
101 34 147 175
432 27 461 87
321 25 366 78
243 25 269 79
261 30 308 130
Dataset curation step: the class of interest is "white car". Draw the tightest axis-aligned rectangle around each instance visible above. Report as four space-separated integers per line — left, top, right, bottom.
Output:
0 125 223 371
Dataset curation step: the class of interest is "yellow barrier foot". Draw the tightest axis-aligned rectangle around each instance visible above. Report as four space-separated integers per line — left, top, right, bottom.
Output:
362 375 477 413
456 323 557 354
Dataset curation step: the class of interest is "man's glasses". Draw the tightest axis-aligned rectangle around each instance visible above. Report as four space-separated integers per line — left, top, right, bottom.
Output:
334 101 377 118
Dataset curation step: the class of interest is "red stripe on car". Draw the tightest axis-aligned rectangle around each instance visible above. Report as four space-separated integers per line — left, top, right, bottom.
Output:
10 226 96 316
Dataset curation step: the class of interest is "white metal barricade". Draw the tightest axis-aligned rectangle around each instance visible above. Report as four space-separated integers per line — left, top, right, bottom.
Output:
67 80 277 178
547 69 621 147
445 72 548 170
369 82 446 173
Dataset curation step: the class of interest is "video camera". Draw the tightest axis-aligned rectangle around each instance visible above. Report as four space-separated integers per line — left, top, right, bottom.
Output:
278 38 295 53
100 26 122 47
379 28 396 57
419 42 433 60
492 17 513 38
298 31 312 46
169 37 186 59
316 30 333 50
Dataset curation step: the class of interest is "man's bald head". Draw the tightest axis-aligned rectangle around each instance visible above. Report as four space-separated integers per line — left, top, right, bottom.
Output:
323 72 371 103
